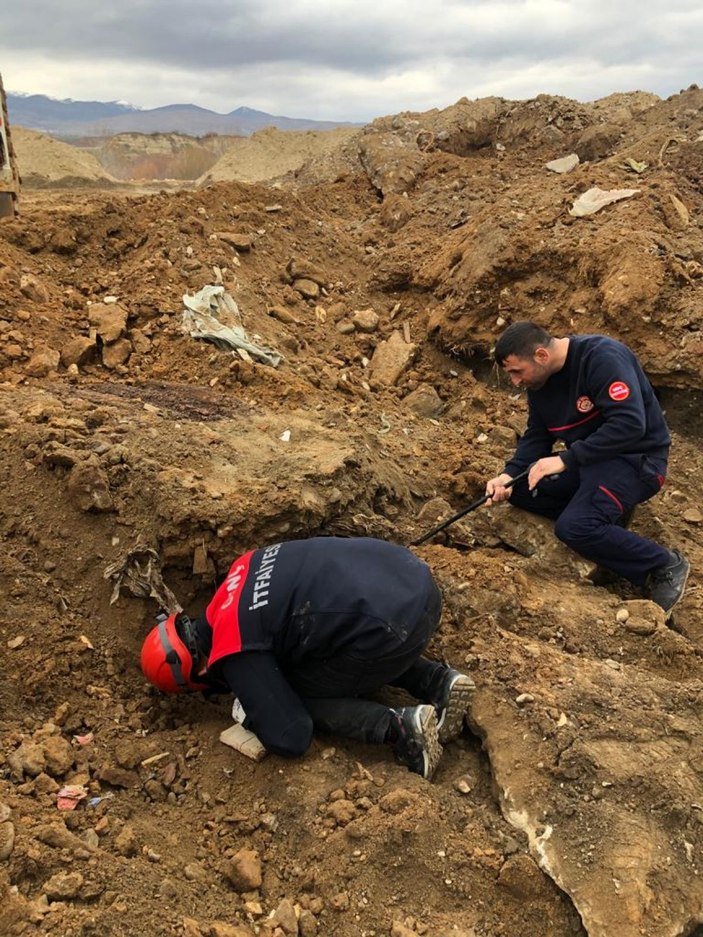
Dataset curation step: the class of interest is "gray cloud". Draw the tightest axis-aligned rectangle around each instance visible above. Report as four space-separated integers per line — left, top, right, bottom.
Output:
0 0 700 120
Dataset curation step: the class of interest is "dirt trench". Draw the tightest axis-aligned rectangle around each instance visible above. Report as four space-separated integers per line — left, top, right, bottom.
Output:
2 87 703 937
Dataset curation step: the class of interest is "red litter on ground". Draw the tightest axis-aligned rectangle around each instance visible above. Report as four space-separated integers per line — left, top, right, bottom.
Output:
57 785 88 810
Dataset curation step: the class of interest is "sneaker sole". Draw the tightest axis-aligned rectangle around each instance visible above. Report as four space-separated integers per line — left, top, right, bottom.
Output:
415 705 443 780
437 675 476 744
663 559 691 619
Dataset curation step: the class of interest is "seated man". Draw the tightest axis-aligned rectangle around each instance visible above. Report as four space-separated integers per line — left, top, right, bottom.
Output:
141 536 474 780
486 320 689 615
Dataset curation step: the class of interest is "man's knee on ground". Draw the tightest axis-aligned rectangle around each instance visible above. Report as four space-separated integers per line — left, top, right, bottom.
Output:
260 713 314 759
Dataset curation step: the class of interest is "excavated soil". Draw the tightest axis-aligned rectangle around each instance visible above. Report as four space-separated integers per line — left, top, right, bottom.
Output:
2 88 703 937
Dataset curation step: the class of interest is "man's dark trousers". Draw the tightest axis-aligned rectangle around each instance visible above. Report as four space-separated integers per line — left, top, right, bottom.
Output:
508 453 670 585
285 581 447 744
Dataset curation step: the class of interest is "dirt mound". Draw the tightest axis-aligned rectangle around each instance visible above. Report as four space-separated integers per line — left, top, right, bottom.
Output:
87 132 239 181
199 126 361 185
1 87 703 937
12 126 362 188
12 127 119 188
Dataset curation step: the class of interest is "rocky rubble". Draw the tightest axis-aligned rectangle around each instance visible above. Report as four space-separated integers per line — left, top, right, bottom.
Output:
1 86 703 937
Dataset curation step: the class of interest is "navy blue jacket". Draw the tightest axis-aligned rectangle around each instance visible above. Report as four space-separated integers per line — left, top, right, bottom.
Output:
195 537 434 758
504 335 670 476
204 536 433 668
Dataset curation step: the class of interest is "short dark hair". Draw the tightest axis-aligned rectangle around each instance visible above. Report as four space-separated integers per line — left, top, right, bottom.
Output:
494 321 553 365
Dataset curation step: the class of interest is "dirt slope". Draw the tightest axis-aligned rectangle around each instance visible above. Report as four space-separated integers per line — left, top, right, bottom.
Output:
12 127 119 188
87 133 240 182
1 87 703 937
198 126 361 185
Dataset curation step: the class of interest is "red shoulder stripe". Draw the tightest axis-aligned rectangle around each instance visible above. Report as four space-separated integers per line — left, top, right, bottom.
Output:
207 550 255 666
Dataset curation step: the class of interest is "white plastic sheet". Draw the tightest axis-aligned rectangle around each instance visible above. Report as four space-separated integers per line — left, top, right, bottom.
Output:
182 285 282 368
569 186 639 217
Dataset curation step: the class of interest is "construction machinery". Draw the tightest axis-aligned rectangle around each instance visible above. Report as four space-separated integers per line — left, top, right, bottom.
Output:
0 72 19 218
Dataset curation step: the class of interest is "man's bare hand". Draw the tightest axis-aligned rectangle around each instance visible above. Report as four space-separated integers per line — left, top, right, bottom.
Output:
528 455 566 490
485 473 514 504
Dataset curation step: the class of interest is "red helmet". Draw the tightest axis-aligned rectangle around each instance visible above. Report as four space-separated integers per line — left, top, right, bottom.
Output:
140 613 209 694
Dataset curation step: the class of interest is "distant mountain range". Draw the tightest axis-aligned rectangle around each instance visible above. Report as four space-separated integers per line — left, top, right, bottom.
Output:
6 93 360 139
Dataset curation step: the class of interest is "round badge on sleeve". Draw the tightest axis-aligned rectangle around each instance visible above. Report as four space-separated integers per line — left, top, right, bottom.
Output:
608 381 630 401
576 395 594 412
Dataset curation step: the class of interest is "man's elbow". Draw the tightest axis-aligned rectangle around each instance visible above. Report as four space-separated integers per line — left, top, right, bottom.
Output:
624 411 646 439
261 715 314 759
608 414 646 448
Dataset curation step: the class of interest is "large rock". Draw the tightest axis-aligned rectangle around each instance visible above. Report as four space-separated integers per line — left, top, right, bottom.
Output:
469 628 703 937
19 274 50 304
60 336 96 369
0 822 15 861
89 303 128 343
358 130 425 195
369 330 417 386
225 848 262 892
573 123 622 162
293 278 320 300
210 924 254 937
102 338 132 369
351 308 380 333
43 871 84 900
66 460 114 513
661 191 690 231
272 898 299 935
285 257 327 287
98 765 139 788
35 821 96 855
215 231 253 252
380 193 413 232
114 825 139 857
25 347 60 378
42 736 75 777
401 383 443 418
7 741 46 779
497 854 549 899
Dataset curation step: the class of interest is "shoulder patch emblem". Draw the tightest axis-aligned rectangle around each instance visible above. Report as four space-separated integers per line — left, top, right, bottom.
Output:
608 381 630 401
576 395 594 413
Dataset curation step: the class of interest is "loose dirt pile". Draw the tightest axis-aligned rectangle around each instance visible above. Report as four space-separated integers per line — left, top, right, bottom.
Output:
198 126 361 185
84 133 239 182
1 87 703 937
12 126 362 187
11 128 118 188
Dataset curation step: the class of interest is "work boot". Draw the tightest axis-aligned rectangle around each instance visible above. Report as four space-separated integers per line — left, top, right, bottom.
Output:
390 705 443 780
435 668 476 743
647 550 690 616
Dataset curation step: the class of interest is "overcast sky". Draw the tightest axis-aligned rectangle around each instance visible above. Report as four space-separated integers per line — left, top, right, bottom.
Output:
0 0 700 121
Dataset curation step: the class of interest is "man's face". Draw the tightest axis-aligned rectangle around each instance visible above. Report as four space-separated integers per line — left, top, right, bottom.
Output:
502 351 551 390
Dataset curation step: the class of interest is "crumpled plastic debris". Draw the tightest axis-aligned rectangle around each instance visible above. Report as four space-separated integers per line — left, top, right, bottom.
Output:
57 785 88 810
621 157 648 174
232 698 247 725
182 285 282 368
569 186 640 217
103 541 181 613
88 793 114 808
